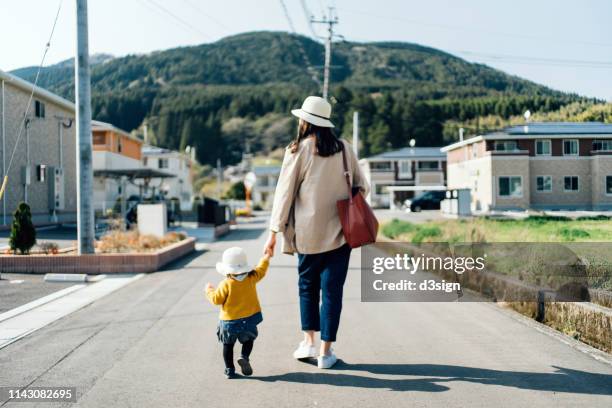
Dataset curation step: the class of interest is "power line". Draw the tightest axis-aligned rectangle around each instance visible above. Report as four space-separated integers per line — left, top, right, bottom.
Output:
278 0 321 88
180 0 232 33
5 0 63 176
299 0 319 38
454 50 612 69
138 0 211 40
338 7 612 49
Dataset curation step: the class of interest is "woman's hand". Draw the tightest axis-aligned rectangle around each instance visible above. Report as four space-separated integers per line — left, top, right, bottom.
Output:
263 232 277 257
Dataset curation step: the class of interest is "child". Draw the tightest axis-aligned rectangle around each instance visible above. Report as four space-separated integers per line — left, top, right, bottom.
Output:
206 247 269 379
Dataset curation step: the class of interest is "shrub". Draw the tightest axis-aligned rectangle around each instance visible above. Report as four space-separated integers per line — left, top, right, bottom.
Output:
526 215 571 223
223 181 246 200
9 202 36 254
576 215 612 221
39 241 59 255
381 219 416 239
558 227 590 241
411 226 442 244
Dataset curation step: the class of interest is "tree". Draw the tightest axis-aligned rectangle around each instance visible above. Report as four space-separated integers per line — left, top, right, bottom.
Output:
223 181 246 200
9 202 37 255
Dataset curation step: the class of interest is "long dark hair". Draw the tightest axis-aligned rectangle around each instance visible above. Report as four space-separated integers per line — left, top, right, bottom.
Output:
289 120 344 157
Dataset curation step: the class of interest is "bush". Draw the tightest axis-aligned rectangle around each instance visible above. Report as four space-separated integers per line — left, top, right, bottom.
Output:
558 227 590 241
9 202 36 254
526 215 571 223
381 219 416 239
39 241 59 255
411 226 442 244
576 215 612 221
223 181 246 200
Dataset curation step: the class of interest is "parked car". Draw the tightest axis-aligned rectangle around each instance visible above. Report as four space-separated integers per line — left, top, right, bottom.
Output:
404 190 447 212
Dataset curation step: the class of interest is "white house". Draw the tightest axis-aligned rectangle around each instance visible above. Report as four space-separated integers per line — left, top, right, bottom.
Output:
142 145 194 211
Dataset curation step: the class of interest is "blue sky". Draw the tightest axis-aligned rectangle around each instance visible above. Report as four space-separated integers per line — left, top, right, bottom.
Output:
1 0 611 100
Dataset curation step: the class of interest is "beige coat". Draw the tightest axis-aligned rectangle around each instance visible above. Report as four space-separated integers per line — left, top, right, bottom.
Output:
269 137 369 255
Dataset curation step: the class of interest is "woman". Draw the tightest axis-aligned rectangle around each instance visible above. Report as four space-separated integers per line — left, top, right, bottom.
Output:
263 96 369 369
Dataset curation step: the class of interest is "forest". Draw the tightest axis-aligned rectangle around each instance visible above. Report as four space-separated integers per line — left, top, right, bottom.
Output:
12 31 596 166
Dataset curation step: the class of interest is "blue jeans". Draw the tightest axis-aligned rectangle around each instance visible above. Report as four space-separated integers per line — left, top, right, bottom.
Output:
297 244 351 342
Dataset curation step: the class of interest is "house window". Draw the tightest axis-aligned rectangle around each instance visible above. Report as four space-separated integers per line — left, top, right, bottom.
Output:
494 141 518 151
564 176 579 191
398 160 412 178
34 100 45 118
117 138 122 153
36 164 46 182
498 176 522 197
417 161 439 170
536 176 552 192
370 161 392 171
563 139 579 155
374 184 389 195
592 140 612 152
535 140 551 155
158 158 169 169
607 176 612 195
93 133 106 145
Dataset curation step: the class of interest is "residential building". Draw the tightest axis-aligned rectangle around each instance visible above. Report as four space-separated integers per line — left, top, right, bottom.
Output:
441 122 612 211
251 165 281 209
360 147 447 208
142 145 193 211
0 69 77 226
92 120 143 212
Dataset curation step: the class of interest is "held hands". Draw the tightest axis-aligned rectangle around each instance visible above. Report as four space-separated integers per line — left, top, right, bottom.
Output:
205 282 214 291
263 232 277 258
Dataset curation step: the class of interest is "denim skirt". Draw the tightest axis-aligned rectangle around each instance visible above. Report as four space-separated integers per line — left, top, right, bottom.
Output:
216 312 263 345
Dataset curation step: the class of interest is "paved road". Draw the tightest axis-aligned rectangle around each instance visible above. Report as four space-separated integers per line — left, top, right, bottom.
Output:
0 216 611 407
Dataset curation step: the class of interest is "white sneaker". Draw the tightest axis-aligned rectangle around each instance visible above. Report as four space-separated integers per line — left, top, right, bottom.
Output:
317 350 338 369
293 340 317 359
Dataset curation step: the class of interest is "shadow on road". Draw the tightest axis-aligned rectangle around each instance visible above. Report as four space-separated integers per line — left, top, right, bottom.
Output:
218 227 267 242
256 362 612 394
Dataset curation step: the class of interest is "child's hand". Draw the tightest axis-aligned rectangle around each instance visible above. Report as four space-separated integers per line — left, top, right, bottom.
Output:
206 282 214 291
262 252 271 262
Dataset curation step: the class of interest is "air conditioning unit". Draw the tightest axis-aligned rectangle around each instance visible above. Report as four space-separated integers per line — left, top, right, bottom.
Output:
48 167 65 210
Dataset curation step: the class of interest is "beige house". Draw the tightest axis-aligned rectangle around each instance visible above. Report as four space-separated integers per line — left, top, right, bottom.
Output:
442 122 612 211
360 147 447 208
0 70 77 226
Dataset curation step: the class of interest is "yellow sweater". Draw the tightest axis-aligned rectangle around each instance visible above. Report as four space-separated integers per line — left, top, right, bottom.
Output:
206 257 269 320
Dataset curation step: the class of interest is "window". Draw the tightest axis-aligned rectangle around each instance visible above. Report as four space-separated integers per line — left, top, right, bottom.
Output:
117 138 122 153
564 176 579 191
34 100 45 118
417 161 439 170
563 139 579 155
536 176 552 192
498 176 522 197
158 158 169 169
535 140 551 155
36 164 46 182
93 133 106 145
374 184 389 195
370 161 392 171
398 160 412 178
494 141 518 151
607 176 612 195
593 140 612 152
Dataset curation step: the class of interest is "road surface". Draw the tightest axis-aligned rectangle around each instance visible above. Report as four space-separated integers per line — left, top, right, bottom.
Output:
0 216 611 407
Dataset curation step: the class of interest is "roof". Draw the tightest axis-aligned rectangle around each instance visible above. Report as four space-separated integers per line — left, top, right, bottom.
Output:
366 147 446 161
0 69 75 112
93 168 176 179
92 120 142 143
502 122 612 135
253 165 281 175
141 145 186 156
441 122 612 152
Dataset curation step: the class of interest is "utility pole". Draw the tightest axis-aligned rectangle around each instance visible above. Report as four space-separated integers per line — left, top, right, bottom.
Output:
75 0 95 254
311 7 339 99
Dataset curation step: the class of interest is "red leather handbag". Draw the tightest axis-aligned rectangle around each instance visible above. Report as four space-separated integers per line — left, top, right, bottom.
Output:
336 148 379 248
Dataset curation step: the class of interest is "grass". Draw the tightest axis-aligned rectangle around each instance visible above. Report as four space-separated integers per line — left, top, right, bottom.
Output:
382 216 612 243
380 217 612 291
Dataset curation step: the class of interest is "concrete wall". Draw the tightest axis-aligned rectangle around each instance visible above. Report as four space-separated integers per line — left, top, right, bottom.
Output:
529 157 592 210
447 156 494 212
591 155 612 210
0 80 76 226
490 156 531 210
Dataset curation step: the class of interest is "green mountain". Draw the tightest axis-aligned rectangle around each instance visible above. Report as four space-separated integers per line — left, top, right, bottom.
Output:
11 31 588 165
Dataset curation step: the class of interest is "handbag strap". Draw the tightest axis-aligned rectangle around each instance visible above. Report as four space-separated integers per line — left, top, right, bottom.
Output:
340 147 352 203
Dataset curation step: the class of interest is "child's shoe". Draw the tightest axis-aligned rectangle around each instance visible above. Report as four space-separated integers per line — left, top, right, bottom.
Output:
237 358 253 376
224 367 237 379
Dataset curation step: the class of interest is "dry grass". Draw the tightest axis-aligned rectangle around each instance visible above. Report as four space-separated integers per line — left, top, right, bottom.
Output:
96 230 187 253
